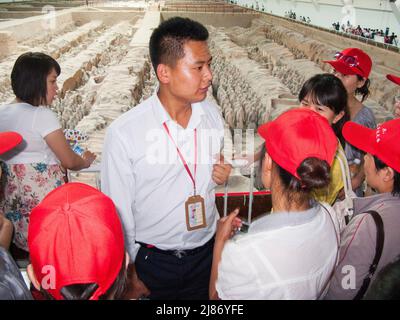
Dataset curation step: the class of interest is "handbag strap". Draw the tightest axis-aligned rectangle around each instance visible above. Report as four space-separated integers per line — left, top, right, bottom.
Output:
336 148 356 223
336 147 352 198
353 210 385 300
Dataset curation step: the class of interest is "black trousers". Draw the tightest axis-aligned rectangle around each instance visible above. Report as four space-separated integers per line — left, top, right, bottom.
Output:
135 239 213 300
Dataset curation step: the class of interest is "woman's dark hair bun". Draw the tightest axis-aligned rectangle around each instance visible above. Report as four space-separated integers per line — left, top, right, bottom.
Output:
296 157 330 191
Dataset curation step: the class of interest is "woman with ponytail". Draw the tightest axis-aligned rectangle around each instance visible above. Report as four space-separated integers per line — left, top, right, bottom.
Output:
209 108 340 300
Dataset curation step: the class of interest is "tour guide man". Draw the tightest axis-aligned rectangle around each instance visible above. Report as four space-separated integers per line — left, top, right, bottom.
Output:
101 17 232 299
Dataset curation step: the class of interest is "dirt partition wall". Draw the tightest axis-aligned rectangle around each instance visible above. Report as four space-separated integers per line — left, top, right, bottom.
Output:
0 9 74 43
71 11 144 27
161 12 259 28
0 12 44 19
0 9 74 59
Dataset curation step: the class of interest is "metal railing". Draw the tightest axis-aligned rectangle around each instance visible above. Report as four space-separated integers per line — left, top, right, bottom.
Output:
161 6 247 13
67 163 101 189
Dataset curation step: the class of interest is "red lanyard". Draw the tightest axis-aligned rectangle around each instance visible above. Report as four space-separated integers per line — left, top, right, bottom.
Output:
163 122 197 195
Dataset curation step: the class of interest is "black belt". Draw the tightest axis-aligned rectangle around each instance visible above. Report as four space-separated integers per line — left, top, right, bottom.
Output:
136 236 214 259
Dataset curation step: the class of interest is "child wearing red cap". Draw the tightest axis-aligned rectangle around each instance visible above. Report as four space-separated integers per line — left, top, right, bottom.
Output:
209 108 340 300
0 132 22 250
386 74 400 119
27 182 128 300
326 119 400 300
324 48 377 197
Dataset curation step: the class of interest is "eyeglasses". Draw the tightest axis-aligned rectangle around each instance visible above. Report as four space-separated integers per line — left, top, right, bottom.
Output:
334 52 359 67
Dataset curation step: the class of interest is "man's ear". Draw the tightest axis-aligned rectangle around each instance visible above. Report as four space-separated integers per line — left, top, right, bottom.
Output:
27 264 41 291
156 64 170 84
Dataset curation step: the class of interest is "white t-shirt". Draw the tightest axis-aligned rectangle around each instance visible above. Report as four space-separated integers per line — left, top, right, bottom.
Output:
0 102 61 164
216 203 340 300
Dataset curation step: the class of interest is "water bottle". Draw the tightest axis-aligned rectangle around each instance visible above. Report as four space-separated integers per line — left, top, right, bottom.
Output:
72 144 84 156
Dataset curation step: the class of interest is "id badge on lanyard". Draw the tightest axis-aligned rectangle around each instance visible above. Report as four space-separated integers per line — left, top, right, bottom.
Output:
163 122 206 231
185 195 206 231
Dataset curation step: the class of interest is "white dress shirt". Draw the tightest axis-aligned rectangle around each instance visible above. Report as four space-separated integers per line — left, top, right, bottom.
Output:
216 203 340 300
101 93 225 261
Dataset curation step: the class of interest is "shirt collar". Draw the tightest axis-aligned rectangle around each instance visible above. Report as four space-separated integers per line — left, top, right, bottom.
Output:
152 93 170 125
354 192 399 214
248 204 320 235
152 92 205 129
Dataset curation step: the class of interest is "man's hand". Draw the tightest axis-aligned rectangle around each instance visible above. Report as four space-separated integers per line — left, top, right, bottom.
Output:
212 154 232 185
124 264 151 300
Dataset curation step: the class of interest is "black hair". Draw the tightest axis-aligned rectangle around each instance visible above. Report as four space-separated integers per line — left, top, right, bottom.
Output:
276 157 331 205
11 52 60 107
356 75 370 102
278 157 331 192
373 156 400 197
41 253 127 300
299 73 349 147
149 17 209 74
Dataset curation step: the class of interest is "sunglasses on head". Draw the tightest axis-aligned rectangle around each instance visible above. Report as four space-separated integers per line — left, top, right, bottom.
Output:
334 52 359 67
334 52 367 77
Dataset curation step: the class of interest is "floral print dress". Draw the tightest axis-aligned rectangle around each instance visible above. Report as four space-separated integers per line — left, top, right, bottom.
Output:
0 162 64 251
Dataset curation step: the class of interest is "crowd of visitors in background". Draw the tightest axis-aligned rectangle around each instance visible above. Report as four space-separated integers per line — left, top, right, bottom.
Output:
332 21 398 47
285 10 311 24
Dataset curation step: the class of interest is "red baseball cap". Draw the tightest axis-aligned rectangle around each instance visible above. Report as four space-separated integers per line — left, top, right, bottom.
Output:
324 48 372 79
28 182 125 300
343 119 400 173
257 108 338 180
387 74 400 86
0 132 22 155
